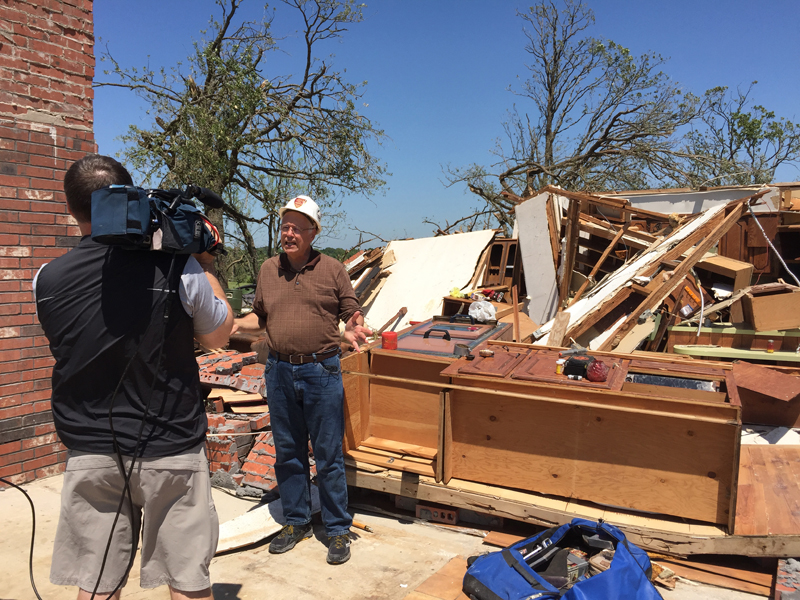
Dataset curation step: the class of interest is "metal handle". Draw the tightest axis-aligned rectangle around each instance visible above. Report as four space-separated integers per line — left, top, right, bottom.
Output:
450 314 475 324
423 328 451 341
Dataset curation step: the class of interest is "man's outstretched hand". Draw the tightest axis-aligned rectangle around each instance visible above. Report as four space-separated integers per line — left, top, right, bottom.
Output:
343 311 373 352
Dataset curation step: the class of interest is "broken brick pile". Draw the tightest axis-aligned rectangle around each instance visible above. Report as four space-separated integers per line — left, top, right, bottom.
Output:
776 558 800 600
197 351 265 396
201 349 319 496
240 431 278 492
206 413 267 474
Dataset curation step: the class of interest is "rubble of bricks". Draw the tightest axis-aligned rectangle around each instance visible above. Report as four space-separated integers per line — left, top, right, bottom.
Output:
241 431 278 492
0 0 97 485
775 558 800 600
197 351 264 395
206 413 271 476
240 432 318 493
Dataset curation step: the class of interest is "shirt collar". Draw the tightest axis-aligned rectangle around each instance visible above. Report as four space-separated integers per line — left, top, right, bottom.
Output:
279 248 321 273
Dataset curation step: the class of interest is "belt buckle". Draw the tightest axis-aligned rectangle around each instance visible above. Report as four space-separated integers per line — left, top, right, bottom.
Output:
289 354 303 365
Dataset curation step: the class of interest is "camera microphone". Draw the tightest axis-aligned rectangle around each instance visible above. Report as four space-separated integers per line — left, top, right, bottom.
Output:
185 185 224 209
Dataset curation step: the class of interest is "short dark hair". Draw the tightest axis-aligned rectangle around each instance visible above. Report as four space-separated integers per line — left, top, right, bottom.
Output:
63 154 133 223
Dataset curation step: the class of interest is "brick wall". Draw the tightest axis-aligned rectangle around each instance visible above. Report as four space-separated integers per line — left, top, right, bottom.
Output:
0 0 95 485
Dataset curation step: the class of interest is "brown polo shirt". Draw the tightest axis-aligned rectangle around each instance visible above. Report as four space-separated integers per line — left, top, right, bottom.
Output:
251 249 361 356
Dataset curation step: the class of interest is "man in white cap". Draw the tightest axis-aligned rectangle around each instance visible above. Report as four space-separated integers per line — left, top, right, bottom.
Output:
235 195 371 564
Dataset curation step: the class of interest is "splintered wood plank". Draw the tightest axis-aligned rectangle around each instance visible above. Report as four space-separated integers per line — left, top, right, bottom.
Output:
228 404 269 414
361 436 438 460
655 557 775 589
732 361 800 401
657 561 771 597
345 449 435 477
547 310 571 347
207 390 263 402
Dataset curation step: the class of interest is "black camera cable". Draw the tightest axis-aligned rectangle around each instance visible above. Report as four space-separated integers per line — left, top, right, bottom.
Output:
90 251 179 600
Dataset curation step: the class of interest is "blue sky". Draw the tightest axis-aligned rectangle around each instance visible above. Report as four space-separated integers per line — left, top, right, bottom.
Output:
93 0 800 248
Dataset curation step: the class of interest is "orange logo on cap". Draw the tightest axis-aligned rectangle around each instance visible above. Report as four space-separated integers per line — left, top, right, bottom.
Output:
294 197 306 208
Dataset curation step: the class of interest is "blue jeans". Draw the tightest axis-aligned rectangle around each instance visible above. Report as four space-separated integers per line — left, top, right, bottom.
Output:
265 353 351 537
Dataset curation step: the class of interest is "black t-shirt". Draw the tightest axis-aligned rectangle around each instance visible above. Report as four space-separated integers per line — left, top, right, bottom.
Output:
36 237 207 457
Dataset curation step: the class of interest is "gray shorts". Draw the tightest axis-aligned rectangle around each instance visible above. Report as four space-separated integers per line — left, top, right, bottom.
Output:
50 443 219 593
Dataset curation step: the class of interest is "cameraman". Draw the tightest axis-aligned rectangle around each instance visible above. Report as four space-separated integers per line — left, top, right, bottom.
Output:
35 155 233 600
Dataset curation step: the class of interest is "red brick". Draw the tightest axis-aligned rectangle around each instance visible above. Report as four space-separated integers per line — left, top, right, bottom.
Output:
0 356 31 372
0 441 22 455
249 413 270 431
0 463 23 478
0 449 35 467
22 432 58 450
242 460 273 476
34 442 63 458
206 414 226 428
28 201 63 213
35 462 65 479
0 381 34 397
0 223 32 234
0 403 33 420
224 419 250 434
0 394 21 409
34 422 56 436
23 454 58 471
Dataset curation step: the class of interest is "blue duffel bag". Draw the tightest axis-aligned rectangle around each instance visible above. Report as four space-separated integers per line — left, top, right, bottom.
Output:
463 518 663 599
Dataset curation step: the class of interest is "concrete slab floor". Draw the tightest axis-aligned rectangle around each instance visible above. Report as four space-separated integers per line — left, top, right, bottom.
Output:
0 475 768 600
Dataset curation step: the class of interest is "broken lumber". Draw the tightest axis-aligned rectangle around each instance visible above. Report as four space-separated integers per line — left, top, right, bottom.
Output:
599 197 754 351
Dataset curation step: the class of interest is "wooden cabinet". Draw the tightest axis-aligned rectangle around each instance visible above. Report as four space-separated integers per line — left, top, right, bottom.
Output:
343 342 742 529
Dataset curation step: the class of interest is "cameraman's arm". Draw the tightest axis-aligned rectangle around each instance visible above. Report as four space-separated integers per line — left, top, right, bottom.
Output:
182 254 234 349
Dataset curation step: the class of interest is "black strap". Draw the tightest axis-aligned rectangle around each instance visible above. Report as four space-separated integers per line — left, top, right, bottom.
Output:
501 549 554 593
126 188 142 231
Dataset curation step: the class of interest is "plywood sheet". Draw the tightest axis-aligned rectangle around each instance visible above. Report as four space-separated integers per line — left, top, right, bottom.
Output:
516 191 559 325
361 230 496 331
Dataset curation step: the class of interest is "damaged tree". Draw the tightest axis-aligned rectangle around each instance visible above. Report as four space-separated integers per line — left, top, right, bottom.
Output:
444 0 698 234
680 83 800 188
98 0 386 284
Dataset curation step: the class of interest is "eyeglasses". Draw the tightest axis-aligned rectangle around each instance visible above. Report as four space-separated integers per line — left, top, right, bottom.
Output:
280 224 316 234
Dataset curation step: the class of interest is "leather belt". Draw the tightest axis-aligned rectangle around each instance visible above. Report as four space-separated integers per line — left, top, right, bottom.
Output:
269 347 339 365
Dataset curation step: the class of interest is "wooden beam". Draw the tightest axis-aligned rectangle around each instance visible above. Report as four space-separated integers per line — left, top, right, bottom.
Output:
547 311 570 347
345 468 800 557
558 197 582 310
598 200 751 352
511 285 520 342
569 224 628 306
545 193 561 271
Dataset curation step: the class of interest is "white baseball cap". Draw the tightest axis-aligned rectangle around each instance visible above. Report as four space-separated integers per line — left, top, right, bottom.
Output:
278 195 321 231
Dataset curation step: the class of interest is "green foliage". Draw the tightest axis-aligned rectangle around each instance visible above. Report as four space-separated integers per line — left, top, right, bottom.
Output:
319 246 359 262
99 0 386 284
681 83 800 186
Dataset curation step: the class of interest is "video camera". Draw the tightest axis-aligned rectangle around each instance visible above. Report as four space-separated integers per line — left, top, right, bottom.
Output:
90 184 225 255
